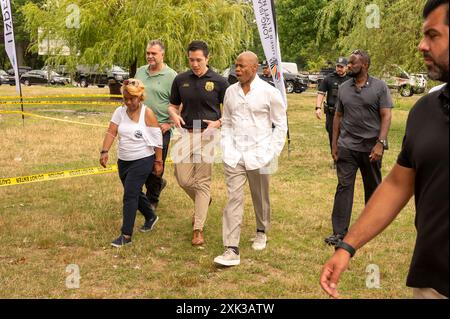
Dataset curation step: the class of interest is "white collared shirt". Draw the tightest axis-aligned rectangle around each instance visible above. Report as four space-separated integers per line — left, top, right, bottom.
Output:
221 75 287 170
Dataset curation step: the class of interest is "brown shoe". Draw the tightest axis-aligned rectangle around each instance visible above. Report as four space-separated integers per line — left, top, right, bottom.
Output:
192 229 205 246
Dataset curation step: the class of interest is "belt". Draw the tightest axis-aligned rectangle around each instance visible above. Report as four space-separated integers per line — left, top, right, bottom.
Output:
187 128 206 132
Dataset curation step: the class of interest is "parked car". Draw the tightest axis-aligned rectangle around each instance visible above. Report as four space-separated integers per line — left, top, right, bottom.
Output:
74 65 129 88
0 69 15 85
224 64 308 94
7 66 32 77
381 64 427 97
316 66 335 87
20 70 70 86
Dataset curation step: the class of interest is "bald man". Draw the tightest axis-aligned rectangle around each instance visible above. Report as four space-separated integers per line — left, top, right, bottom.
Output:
214 52 287 266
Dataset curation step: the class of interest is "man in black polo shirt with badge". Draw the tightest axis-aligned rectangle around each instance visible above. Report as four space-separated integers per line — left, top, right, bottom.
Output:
316 57 351 164
320 0 448 299
168 40 229 246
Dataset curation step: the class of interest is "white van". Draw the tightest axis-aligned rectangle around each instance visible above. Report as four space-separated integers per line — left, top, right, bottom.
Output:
281 62 299 75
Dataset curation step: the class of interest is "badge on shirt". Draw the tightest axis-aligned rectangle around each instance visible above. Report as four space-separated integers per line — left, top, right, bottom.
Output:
182 83 190 88
134 130 143 139
205 81 214 92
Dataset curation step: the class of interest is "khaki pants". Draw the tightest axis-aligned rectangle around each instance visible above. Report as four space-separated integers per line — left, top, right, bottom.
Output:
222 161 271 247
173 131 217 230
413 288 448 299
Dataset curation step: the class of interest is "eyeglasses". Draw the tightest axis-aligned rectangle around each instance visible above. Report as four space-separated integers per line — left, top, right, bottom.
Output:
355 86 362 94
351 49 362 55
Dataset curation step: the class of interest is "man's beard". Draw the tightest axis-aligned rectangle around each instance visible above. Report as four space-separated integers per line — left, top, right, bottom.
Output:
347 69 359 78
424 52 449 82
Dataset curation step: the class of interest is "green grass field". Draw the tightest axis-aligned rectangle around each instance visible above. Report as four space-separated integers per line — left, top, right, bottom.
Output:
0 85 421 298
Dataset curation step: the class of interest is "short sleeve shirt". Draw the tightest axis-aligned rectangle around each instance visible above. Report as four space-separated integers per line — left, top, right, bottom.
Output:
318 72 351 107
170 68 229 129
135 64 177 123
397 85 449 297
335 76 393 152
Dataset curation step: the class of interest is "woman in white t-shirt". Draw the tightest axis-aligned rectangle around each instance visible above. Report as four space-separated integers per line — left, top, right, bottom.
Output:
100 78 163 247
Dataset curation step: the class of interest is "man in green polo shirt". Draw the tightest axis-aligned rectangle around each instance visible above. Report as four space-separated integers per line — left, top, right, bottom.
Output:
135 40 177 213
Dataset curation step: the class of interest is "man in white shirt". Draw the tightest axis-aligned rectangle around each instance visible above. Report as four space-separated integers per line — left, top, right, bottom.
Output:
214 51 287 266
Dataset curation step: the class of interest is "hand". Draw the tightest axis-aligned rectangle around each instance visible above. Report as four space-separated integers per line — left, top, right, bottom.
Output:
332 144 338 162
319 249 351 298
369 143 384 162
171 114 185 128
202 119 221 137
315 108 322 120
99 153 108 168
153 161 163 176
160 123 172 134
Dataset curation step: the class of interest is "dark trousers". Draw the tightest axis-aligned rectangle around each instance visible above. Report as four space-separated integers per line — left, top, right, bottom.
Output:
145 130 171 204
118 156 156 236
325 112 334 153
331 147 382 235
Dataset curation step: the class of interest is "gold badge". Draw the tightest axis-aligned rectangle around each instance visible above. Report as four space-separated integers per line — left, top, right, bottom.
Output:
205 81 214 92
182 83 190 88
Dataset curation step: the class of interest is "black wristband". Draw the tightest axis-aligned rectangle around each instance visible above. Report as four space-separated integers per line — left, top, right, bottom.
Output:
335 241 356 257
315 106 321 110
100 150 108 154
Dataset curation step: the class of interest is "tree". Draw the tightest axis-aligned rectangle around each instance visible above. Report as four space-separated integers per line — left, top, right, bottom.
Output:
316 0 427 75
20 0 253 75
1 0 45 69
277 0 336 71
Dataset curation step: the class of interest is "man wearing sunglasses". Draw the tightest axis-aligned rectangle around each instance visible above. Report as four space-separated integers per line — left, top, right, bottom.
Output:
321 0 448 299
324 49 393 246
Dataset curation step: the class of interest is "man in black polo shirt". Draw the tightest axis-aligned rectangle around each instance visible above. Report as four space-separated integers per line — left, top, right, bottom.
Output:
316 57 351 160
320 0 449 299
168 40 229 246
324 49 393 246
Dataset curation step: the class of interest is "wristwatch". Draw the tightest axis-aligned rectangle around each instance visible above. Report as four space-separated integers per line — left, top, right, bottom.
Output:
377 139 388 150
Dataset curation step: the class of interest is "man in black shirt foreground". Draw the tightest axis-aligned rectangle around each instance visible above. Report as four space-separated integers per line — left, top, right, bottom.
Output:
168 40 229 246
320 0 449 299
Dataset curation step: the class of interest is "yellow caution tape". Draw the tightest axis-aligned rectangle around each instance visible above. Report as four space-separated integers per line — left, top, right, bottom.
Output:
0 165 118 187
0 101 121 106
0 94 123 100
0 110 108 128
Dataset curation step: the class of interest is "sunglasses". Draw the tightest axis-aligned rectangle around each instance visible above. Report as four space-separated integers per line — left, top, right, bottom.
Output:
123 79 139 87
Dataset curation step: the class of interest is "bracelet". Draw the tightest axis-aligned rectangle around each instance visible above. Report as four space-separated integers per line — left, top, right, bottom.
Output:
154 160 163 164
100 150 108 154
335 241 356 258
315 107 321 110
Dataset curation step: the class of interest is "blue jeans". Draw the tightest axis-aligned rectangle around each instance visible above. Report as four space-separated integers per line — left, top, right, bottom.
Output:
118 156 156 236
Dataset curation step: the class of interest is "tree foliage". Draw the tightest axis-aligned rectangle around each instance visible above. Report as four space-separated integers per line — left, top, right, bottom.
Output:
20 0 253 72
277 0 335 70
316 0 427 74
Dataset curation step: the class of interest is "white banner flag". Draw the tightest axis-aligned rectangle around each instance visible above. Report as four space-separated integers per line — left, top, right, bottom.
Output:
1 0 21 93
252 0 287 106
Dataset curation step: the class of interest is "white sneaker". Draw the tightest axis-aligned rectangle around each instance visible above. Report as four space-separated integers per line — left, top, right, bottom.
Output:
214 248 240 266
252 232 267 250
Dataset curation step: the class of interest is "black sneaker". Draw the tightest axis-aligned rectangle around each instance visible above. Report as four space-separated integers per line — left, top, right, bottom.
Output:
324 233 345 246
140 216 159 233
111 234 132 247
